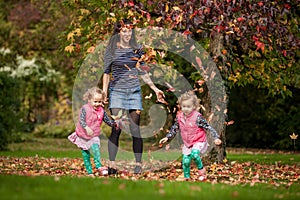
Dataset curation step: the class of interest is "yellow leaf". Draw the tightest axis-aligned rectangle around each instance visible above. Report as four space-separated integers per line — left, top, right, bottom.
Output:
173 6 181 11
165 4 169 12
155 17 162 23
128 10 134 17
67 32 74 41
290 133 298 140
64 45 74 53
111 110 123 120
73 28 81 36
80 9 90 15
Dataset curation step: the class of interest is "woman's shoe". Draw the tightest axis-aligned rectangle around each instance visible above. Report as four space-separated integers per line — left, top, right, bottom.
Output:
108 167 118 175
133 165 142 174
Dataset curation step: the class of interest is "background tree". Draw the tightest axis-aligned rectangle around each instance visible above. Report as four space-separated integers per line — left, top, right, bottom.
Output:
0 0 75 148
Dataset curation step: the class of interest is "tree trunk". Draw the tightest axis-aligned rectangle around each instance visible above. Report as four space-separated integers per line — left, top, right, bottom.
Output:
202 32 228 163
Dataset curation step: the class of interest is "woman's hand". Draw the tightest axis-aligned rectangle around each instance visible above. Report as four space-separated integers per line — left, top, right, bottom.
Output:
103 91 109 105
154 89 167 105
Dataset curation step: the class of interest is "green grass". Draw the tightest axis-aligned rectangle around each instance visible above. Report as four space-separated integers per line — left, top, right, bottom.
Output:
227 154 300 165
1 138 299 199
0 175 299 200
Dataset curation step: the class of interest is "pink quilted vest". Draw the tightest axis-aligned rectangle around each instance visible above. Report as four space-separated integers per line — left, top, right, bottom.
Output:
75 103 104 140
177 110 207 147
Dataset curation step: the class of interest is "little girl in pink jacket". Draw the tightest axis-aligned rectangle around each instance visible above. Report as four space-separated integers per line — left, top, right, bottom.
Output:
160 91 222 181
68 87 116 176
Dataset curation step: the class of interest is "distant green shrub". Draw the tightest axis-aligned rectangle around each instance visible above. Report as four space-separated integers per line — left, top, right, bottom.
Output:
0 72 22 150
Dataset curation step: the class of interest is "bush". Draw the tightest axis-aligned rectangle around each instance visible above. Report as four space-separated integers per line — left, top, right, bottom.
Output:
0 72 22 150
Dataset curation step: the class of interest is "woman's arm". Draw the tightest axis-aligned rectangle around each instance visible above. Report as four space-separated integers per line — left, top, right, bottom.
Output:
140 73 165 103
102 73 110 103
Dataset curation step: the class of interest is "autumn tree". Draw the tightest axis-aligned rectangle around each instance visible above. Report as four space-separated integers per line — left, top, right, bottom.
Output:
62 0 300 162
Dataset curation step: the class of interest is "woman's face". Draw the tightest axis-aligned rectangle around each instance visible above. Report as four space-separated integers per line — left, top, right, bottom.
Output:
119 27 132 45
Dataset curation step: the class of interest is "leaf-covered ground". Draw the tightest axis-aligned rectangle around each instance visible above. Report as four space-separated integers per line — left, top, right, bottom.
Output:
0 156 299 187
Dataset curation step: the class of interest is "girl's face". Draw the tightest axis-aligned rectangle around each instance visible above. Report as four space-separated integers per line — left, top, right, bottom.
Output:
180 98 195 116
89 93 103 110
119 27 132 45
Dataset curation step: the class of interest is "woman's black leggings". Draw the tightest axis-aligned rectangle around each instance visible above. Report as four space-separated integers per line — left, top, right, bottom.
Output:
108 108 143 163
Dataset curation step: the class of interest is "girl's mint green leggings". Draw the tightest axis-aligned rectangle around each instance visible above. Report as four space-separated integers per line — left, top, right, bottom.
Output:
182 149 203 178
81 143 102 174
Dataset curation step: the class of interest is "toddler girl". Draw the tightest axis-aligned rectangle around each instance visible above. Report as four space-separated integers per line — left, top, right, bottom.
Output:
68 87 116 176
159 91 222 181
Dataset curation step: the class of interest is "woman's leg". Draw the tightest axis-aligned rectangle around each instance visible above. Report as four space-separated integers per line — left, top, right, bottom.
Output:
128 109 143 163
108 108 122 168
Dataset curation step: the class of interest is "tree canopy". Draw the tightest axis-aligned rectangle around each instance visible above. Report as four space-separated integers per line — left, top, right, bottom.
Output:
63 0 300 98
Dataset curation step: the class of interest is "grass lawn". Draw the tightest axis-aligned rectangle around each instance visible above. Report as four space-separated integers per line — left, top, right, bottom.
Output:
0 138 299 200
0 175 299 200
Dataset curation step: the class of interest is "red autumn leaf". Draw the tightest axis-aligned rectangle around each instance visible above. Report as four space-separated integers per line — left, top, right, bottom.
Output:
282 50 287 57
284 4 291 9
237 17 245 22
252 36 259 41
128 1 134 7
140 65 151 72
215 25 225 33
255 41 265 52
257 2 264 6
183 30 192 35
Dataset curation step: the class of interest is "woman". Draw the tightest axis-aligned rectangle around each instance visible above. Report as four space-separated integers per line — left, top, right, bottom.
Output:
102 19 165 174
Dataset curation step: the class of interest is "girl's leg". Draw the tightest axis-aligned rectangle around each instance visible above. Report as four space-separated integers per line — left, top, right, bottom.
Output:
81 150 93 175
191 149 203 169
182 154 192 178
91 143 108 175
91 143 101 169
108 108 122 165
128 109 143 163
191 149 206 180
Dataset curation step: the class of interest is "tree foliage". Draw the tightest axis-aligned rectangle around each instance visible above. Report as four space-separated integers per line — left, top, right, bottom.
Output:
63 0 299 97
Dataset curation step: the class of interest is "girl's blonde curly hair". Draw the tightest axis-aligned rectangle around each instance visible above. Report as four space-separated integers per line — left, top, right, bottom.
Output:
83 87 105 101
177 91 200 110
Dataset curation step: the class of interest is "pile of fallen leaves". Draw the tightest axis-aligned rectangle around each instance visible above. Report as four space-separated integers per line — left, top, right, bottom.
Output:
0 156 299 186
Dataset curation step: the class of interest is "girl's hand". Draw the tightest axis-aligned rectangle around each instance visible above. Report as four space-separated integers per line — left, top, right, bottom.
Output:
159 137 168 145
214 138 222 146
85 126 94 136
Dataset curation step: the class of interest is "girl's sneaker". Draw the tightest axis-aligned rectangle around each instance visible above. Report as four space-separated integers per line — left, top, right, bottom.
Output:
198 168 207 181
98 166 108 176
